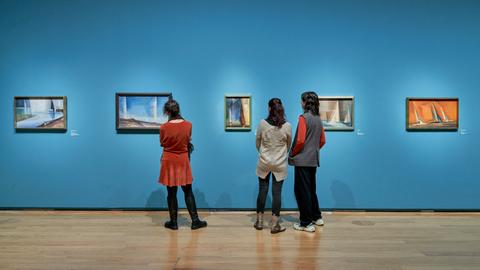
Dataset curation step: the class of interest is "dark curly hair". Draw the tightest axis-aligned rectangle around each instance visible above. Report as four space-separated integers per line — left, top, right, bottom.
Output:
301 91 319 115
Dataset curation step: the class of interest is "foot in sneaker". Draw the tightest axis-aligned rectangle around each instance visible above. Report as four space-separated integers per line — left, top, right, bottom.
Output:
314 218 324 226
293 222 316 232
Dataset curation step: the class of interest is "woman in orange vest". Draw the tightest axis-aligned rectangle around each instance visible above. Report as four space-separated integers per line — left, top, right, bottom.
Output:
159 99 207 230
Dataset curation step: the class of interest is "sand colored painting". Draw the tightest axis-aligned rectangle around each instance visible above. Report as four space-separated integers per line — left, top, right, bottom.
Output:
15 97 66 129
319 97 354 131
117 95 171 129
407 99 458 130
225 96 251 130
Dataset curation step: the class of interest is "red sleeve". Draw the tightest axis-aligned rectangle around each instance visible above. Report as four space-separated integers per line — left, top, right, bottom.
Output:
291 116 307 156
159 124 166 147
319 127 326 149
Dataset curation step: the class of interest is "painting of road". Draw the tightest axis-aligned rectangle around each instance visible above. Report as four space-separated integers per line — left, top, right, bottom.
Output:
117 94 171 129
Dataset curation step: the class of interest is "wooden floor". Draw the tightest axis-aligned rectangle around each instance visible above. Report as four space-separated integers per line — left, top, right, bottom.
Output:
1 211 480 269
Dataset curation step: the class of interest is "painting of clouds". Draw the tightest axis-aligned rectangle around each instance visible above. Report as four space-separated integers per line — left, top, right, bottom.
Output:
116 93 172 130
407 98 458 131
318 96 354 131
15 97 67 130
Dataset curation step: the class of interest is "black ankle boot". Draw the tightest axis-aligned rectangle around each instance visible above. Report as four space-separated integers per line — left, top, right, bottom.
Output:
164 220 178 230
191 219 207 230
185 191 207 230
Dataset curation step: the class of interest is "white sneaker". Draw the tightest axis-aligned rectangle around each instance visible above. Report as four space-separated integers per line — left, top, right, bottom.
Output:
314 218 324 226
293 222 316 232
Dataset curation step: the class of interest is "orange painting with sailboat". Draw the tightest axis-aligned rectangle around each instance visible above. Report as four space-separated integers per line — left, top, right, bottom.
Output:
407 98 458 130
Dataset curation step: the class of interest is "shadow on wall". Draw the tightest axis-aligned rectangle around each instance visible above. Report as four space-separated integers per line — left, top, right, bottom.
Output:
146 188 167 209
215 192 232 208
194 188 210 209
330 179 356 209
145 188 166 226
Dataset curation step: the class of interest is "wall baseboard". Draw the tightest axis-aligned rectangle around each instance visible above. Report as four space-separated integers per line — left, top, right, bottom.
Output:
0 207 479 212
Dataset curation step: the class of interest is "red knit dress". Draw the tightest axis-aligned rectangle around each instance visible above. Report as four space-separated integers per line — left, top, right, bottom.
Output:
159 120 193 187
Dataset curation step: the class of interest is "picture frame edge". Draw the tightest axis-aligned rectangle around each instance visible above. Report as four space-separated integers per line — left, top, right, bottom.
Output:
224 94 252 131
13 96 68 131
405 97 459 132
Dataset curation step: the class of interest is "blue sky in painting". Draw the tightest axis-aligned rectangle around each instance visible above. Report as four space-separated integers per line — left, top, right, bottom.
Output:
226 98 242 124
119 96 169 124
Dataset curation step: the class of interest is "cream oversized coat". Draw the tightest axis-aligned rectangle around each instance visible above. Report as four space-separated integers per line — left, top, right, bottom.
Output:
256 120 292 181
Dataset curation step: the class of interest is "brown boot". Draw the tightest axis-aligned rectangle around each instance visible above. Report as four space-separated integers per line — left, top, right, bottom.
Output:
253 213 263 230
271 215 286 234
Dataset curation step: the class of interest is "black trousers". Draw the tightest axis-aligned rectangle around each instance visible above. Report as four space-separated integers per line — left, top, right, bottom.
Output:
294 166 322 226
256 173 284 216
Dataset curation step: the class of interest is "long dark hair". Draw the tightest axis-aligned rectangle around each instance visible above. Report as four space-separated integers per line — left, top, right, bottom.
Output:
267 98 286 128
301 91 319 115
163 99 183 120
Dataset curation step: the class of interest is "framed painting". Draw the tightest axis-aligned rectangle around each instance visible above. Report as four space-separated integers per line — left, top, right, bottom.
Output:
225 95 251 131
406 97 459 131
116 93 172 130
14 96 67 130
318 96 354 131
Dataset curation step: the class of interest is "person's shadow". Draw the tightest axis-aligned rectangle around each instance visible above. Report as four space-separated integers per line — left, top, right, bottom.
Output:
194 188 210 209
146 187 208 226
145 188 167 226
330 179 356 209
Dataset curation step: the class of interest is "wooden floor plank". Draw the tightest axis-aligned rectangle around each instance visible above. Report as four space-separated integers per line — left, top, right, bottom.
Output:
1 211 479 269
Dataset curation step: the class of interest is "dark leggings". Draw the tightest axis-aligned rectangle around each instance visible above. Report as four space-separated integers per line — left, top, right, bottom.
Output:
167 184 193 198
256 173 284 216
166 184 195 209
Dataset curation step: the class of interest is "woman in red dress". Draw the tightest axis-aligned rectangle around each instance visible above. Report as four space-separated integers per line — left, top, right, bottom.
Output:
159 99 207 230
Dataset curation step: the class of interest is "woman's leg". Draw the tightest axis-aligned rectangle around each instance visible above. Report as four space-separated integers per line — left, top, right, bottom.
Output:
271 174 283 217
254 173 270 230
256 173 270 214
294 166 314 227
270 174 286 234
165 186 178 230
181 184 207 230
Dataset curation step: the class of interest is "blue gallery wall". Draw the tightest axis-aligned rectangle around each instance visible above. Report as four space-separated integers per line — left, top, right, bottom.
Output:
0 0 479 209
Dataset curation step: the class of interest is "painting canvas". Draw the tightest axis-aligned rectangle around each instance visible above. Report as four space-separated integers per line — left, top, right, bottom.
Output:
14 96 67 130
116 93 172 130
225 95 251 130
406 98 458 131
318 96 354 131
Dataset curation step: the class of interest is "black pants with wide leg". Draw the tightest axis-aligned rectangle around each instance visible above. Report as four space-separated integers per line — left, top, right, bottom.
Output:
294 166 322 227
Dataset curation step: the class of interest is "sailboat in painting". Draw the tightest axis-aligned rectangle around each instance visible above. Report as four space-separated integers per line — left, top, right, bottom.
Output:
318 97 354 131
407 98 458 130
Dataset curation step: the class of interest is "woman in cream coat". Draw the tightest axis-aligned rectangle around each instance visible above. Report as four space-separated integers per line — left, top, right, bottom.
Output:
254 98 292 234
